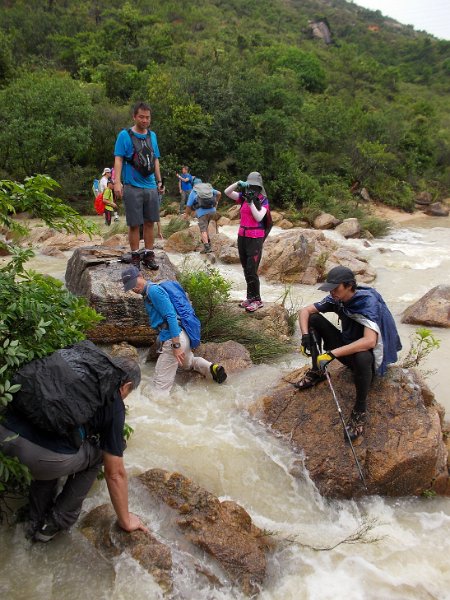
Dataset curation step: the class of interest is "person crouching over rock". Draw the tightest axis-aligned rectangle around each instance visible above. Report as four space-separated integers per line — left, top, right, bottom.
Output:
297 266 402 441
0 343 148 542
122 266 227 394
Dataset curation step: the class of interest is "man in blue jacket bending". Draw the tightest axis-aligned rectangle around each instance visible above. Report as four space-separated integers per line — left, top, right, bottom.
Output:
297 266 402 441
122 266 227 394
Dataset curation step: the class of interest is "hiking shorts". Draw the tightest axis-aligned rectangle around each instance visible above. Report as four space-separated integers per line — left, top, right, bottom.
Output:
123 185 160 227
197 212 215 233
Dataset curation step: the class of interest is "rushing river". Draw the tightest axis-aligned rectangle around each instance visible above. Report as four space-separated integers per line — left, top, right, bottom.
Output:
1 217 449 600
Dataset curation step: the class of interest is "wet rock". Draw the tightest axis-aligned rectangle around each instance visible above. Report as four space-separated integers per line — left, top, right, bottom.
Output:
217 216 231 226
109 341 140 361
424 202 449 217
278 219 294 229
335 218 361 238
269 210 284 224
80 504 173 593
313 213 341 230
415 191 432 206
164 226 200 253
195 340 253 372
228 302 292 343
259 229 374 285
249 364 448 498
402 285 450 328
138 469 271 596
227 205 241 220
65 246 178 345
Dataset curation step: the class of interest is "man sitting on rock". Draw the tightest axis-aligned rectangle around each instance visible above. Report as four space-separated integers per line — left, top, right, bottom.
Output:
297 266 402 441
122 266 227 393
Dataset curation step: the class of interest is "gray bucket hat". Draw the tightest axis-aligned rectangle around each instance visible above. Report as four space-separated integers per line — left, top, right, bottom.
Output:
245 172 266 196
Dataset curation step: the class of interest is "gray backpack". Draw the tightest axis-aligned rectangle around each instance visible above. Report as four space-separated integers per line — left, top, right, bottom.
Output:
193 183 216 209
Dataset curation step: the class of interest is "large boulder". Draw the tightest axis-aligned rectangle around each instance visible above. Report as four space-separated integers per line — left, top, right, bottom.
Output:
80 504 173 593
249 364 448 498
402 285 450 328
138 469 272 596
424 202 449 217
259 229 375 285
65 246 178 345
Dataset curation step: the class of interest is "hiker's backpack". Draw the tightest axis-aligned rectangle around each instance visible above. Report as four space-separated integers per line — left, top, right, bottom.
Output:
10 340 125 436
126 128 155 177
192 183 216 209
94 192 105 215
92 178 99 196
262 206 273 239
145 281 202 350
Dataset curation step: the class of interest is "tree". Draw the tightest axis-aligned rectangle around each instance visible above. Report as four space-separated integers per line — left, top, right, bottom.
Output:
0 71 93 179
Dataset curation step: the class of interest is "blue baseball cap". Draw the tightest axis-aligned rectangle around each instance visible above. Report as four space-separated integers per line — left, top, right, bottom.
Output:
122 266 140 292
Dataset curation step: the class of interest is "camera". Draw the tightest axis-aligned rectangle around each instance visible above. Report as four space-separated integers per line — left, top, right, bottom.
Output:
241 189 258 204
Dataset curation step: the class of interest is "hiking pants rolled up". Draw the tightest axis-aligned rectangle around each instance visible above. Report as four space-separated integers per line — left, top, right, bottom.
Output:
153 329 212 392
308 313 374 412
0 424 103 529
237 235 264 301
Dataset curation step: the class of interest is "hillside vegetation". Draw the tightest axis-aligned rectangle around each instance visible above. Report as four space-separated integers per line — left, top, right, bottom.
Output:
0 0 448 215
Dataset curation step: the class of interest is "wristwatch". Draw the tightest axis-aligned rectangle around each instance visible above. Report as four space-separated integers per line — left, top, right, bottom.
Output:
171 342 181 349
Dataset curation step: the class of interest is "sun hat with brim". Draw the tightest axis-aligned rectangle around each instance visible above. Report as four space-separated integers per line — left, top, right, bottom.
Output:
317 266 356 292
122 266 140 292
102 167 112 176
245 172 266 196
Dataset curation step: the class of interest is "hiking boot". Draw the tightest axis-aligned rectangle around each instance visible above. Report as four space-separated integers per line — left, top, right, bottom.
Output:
344 410 366 443
239 298 253 308
245 299 264 313
130 252 141 267
142 250 159 270
200 243 212 254
210 363 227 384
34 518 61 543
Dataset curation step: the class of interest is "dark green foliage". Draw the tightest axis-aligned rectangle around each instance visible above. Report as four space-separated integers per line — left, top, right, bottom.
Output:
0 0 448 212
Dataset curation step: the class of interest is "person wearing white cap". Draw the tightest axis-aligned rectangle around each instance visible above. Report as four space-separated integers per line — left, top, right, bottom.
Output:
297 266 401 441
224 172 270 313
99 168 119 222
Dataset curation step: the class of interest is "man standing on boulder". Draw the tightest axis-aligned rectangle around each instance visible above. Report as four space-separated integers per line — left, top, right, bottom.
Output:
114 102 163 270
297 266 401 441
122 266 227 394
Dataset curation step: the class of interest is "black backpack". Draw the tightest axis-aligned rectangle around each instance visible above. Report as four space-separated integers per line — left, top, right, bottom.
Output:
126 128 156 177
10 340 125 437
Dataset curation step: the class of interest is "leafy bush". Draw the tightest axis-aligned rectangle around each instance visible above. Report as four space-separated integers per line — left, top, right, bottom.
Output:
162 216 190 238
360 216 392 238
178 263 290 362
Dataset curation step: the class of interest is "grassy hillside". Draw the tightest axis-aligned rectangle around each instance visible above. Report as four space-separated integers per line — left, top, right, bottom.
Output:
0 0 448 216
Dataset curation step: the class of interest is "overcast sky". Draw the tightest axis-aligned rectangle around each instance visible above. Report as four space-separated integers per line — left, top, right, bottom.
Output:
353 0 450 40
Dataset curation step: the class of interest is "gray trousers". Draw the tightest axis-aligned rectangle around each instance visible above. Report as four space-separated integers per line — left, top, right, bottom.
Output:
0 424 103 530
154 330 212 393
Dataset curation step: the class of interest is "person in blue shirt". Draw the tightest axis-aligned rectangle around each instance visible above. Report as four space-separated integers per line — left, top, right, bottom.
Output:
176 165 194 214
114 102 163 271
297 266 401 442
122 266 227 394
184 178 221 254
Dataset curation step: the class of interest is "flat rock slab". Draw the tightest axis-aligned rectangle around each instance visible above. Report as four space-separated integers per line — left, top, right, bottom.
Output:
80 504 173 593
138 469 272 596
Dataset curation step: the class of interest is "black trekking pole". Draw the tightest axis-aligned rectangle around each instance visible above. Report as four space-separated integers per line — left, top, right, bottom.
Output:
310 330 368 492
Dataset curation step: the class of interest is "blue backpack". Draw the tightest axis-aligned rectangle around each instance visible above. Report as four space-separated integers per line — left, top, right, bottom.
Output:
92 178 99 196
146 281 202 350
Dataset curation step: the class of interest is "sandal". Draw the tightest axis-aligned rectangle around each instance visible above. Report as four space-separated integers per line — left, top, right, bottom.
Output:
345 410 366 442
293 369 326 391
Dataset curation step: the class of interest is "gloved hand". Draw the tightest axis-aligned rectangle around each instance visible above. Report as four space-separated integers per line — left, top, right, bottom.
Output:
316 352 335 371
238 180 249 188
300 334 312 356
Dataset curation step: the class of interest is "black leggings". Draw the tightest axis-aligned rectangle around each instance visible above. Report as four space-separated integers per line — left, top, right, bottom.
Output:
237 235 264 301
309 313 374 413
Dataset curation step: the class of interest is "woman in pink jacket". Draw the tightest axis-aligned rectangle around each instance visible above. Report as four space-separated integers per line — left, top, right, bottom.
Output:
225 172 269 313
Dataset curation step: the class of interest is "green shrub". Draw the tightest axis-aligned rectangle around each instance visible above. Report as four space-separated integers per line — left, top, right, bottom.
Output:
360 216 392 238
162 216 190 237
179 263 291 362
